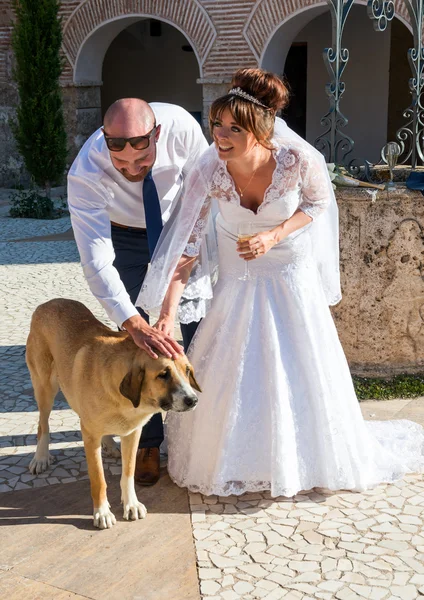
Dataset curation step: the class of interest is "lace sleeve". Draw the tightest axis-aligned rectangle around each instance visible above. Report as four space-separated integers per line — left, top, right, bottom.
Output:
298 150 331 220
183 194 212 257
136 144 219 321
272 128 341 306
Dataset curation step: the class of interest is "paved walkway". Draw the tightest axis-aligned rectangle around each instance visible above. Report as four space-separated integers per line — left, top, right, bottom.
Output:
1 209 424 600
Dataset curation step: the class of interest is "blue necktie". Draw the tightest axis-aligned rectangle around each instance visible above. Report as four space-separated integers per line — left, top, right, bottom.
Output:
143 170 163 256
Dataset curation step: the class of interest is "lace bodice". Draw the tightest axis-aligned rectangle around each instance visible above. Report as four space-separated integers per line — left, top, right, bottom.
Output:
136 123 341 323
184 143 330 257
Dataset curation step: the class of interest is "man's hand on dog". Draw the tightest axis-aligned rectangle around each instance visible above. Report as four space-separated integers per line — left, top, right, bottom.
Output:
122 314 183 359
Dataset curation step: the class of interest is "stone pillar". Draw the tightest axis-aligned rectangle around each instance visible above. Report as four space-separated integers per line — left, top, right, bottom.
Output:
0 81 102 185
62 83 102 167
333 186 424 376
198 77 231 138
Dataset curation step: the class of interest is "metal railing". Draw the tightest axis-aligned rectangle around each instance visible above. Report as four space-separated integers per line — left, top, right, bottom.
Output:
314 0 423 171
395 0 424 166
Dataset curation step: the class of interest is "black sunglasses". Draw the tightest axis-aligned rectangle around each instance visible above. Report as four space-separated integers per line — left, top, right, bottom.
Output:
102 125 157 152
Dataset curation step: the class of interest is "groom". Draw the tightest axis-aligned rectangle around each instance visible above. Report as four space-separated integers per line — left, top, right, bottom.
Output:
67 98 208 485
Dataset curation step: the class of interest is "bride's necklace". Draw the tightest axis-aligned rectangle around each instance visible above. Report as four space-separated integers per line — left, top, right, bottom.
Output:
236 167 258 198
232 148 272 198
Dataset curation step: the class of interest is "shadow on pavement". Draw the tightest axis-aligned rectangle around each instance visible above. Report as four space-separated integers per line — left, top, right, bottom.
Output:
0 471 190 527
11 227 75 243
0 430 83 447
0 472 200 600
0 235 79 265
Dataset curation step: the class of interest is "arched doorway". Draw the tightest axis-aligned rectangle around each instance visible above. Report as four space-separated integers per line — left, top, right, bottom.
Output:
101 18 202 123
261 4 327 140
261 4 412 163
62 1 216 156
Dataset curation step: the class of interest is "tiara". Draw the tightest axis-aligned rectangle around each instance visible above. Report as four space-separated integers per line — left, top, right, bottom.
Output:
228 87 270 109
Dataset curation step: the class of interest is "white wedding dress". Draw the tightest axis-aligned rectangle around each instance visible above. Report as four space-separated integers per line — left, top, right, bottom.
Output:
162 142 424 498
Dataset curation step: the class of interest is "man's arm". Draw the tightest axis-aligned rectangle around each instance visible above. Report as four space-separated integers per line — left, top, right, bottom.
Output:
67 173 182 358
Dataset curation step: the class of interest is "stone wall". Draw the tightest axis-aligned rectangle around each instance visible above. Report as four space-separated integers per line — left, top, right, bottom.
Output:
62 85 102 168
0 1 19 186
333 186 424 376
0 83 22 187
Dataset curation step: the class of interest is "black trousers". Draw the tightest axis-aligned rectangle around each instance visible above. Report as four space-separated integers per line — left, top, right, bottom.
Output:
111 224 199 449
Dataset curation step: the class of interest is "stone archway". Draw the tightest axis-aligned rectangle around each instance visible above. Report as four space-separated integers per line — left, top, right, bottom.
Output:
247 0 413 162
62 0 217 84
61 0 216 157
100 19 203 121
244 0 411 64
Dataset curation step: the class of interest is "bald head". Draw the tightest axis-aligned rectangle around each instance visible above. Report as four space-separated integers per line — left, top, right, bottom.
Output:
103 98 160 182
103 98 155 137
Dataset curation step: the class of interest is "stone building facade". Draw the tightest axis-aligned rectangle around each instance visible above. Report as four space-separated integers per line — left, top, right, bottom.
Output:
0 0 414 185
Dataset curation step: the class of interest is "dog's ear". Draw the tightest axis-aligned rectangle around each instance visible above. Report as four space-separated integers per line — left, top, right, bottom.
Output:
189 367 202 393
120 366 145 408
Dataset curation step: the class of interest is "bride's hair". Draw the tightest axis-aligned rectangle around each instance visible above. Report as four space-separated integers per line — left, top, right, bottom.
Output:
209 68 289 149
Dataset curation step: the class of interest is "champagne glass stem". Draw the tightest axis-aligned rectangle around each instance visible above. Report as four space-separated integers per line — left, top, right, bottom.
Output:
237 223 254 281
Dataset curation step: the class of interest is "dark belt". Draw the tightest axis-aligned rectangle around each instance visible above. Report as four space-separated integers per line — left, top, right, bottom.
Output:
110 221 147 233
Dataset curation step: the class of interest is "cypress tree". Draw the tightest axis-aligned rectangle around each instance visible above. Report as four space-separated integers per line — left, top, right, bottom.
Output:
11 0 67 197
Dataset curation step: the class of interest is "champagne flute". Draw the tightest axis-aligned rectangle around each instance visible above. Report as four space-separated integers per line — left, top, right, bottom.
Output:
238 222 255 281
382 142 400 188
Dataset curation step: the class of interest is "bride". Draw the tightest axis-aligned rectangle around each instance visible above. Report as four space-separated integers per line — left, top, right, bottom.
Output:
137 68 424 497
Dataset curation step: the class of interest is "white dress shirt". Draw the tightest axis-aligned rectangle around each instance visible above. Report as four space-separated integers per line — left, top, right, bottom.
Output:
67 102 209 327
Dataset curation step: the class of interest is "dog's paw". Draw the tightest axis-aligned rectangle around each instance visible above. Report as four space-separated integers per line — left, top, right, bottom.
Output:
121 482 147 521
101 436 121 458
93 502 116 529
29 453 54 475
123 500 147 521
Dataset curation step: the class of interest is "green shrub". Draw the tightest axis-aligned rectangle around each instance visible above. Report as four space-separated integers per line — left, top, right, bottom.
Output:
353 374 424 400
9 187 54 219
11 0 67 196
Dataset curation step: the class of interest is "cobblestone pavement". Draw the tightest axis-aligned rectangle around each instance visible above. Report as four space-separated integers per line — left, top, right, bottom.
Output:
190 480 424 600
1 213 424 600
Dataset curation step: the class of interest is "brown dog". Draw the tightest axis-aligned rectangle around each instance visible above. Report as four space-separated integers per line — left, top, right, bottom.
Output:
26 298 200 529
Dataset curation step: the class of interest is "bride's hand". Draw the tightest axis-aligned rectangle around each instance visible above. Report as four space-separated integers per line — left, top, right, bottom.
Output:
153 315 176 337
237 228 281 261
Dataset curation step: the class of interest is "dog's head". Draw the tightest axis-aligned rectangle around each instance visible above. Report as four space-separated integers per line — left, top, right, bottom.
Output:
119 353 201 413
